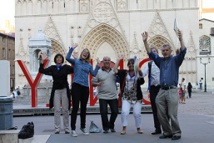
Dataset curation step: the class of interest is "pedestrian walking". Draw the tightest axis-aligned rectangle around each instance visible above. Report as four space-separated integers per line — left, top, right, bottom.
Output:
187 82 193 98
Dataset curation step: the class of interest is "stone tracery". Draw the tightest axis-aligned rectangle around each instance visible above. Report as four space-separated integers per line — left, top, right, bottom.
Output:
199 35 211 55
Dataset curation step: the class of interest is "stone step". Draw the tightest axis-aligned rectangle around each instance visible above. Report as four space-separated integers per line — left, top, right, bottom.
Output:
19 135 50 143
0 130 19 143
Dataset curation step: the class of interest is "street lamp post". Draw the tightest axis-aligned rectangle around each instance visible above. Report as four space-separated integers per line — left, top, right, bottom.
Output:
200 57 210 92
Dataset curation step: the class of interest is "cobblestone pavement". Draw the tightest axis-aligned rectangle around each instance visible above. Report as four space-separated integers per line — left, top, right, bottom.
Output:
178 91 214 116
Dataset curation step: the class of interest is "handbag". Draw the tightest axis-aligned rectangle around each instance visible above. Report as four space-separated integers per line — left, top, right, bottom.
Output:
89 120 101 133
18 122 34 139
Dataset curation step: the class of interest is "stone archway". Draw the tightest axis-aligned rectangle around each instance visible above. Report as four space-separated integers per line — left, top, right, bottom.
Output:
148 35 175 54
79 24 129 61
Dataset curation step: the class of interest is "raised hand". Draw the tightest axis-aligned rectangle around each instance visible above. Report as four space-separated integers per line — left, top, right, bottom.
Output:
114 55 123 73
141 32 148 42
178 29 183 41
177 29 185 50
72 43 78 49
117 54 124 62
41 53 48 61
41 53 47 60
69 43 78 50
176 49 180 55
96 57 100 65
142 31 150 53
73 51 79 59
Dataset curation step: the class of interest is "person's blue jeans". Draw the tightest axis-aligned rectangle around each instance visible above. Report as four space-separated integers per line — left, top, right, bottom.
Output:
199 83 202 90
99 99 118 130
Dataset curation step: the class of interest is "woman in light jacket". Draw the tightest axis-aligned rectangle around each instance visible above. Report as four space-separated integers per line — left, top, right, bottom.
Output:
66 44 100 137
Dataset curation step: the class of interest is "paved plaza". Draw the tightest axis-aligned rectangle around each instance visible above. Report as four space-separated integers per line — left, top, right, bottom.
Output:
12 90 214 143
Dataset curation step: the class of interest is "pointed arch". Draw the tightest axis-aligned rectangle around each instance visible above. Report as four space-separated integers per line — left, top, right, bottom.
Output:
148 35 174 53
79 24 129 59
50 39 66 64
51 39 65 56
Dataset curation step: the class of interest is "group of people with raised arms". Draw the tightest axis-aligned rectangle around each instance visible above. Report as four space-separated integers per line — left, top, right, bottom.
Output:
39 29 186 141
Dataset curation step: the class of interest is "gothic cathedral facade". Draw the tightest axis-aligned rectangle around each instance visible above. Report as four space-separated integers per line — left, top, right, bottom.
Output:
15 0 199 89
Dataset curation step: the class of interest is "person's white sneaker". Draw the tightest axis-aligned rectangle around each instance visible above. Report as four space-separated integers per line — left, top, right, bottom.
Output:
71 130 78 137
80 128 89 135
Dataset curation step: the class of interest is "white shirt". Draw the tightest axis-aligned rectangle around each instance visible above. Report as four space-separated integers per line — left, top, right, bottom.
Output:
142 61 160 86
181 81 186 90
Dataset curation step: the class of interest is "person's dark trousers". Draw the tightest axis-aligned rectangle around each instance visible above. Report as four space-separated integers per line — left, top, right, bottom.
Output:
71 83 89 130
150 85 161 132
99 99 118 130
188 91 192 98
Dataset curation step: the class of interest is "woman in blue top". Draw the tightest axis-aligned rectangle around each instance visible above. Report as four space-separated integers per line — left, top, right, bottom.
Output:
66 44 100 137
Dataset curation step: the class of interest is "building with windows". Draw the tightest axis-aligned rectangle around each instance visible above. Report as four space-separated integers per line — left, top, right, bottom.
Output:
0 32 15 90
198 18 214 90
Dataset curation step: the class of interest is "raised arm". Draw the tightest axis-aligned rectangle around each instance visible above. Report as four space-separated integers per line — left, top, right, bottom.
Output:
39 53 52 75
142 32 150 53
136 66 143 77
178 29 185 50
89 58 100 77
113 55 123 74
175 30 187 66
66 43 78 64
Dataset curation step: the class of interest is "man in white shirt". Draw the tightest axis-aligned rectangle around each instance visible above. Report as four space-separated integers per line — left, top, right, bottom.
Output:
142 47 161 135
